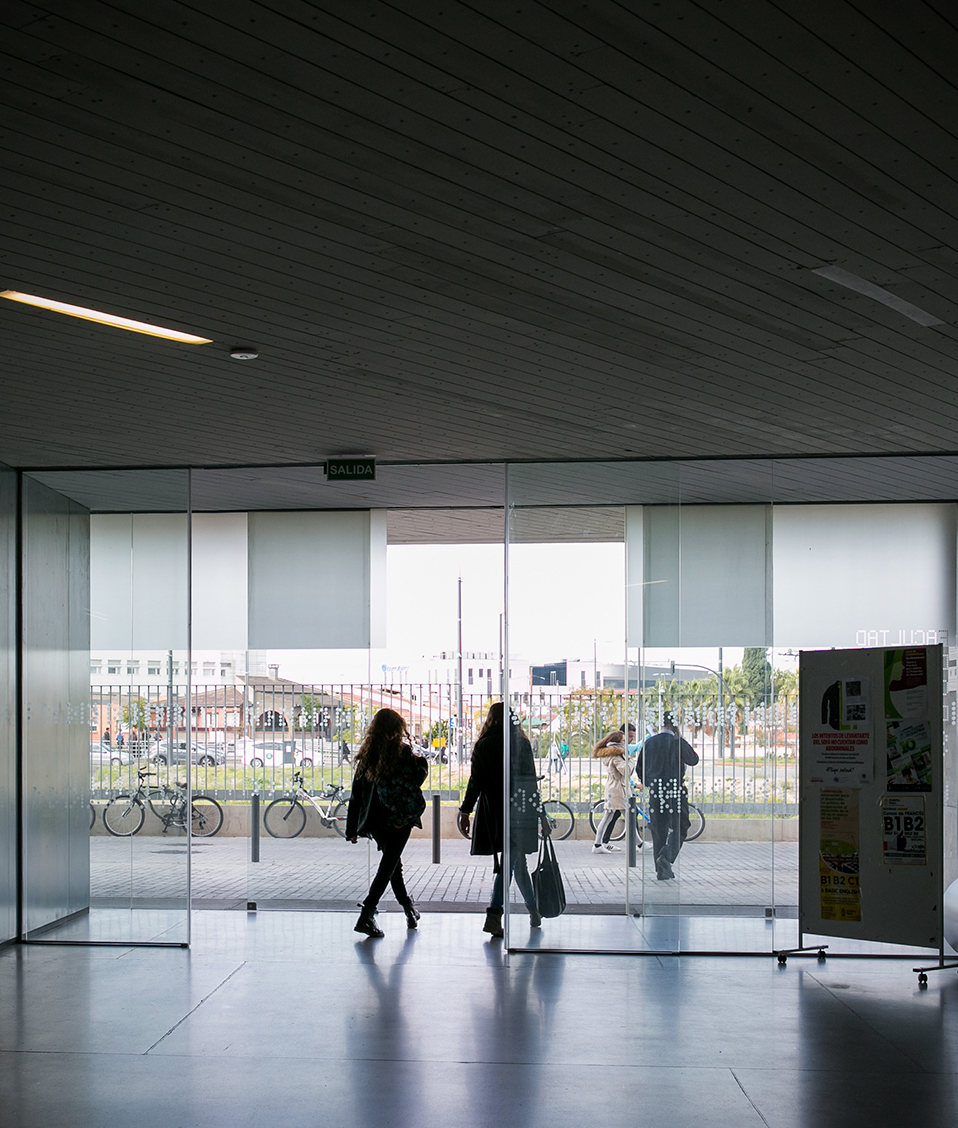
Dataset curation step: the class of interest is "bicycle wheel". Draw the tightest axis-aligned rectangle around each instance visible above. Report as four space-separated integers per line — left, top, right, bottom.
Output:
191 796 223 837
89 802 96 830
540 799 574 841
147 788 175 824
263 797 306 838
589 800 627 842
328 800 348 837
103 795 145 836
685 804 705 842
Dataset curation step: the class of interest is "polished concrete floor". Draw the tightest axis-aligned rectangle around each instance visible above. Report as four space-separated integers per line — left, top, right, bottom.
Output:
2 911 957 1127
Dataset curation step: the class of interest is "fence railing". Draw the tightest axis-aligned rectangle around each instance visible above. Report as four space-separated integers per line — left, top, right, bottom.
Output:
90 682 799 817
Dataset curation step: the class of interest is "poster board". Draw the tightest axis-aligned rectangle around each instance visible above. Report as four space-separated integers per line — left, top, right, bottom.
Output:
799 645 945 950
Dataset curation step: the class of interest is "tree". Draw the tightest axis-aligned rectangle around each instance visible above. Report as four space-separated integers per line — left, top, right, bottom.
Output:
122 697 150 730
774 667 799 699
743 647 772 705
427 719 450 747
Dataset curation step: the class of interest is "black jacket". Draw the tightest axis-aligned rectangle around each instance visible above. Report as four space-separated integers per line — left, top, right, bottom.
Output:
346 748 428 839
460 725 541 856
636 730 699 784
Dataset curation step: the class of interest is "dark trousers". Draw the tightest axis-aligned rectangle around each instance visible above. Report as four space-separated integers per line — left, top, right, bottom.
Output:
364 824 413 911
648 783 690 869
490 848 537 913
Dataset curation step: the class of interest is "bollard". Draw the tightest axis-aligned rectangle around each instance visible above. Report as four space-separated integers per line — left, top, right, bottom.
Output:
250 793 260 863
627 795 637 868
432 793 441 863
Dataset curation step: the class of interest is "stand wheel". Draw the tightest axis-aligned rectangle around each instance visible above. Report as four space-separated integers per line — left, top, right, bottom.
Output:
817 950 827 962
918 972 928 986
777 954 787 966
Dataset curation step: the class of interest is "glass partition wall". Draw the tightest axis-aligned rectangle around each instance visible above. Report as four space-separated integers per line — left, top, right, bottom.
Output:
505 460 785 953
23 470 190 944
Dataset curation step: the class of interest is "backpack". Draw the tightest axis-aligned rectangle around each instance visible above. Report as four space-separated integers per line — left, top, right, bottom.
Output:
376 758 427 827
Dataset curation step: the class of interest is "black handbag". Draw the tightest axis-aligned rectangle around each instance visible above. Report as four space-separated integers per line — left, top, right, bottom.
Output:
532 832 566 918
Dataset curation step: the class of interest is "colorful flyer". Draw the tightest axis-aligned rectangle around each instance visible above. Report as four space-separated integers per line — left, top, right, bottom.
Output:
881 795 926 865
808 674 873 784
885 719 933 791
884 648 928 720
819 788 861 922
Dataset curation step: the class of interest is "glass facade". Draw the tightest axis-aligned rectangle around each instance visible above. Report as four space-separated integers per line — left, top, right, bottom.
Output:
5 456 953 954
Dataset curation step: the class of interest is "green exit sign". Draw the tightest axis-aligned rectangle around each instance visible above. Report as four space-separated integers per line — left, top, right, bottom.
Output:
325 457 376 481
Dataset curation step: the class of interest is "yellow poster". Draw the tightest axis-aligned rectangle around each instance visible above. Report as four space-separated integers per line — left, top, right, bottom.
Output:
819 788 861 922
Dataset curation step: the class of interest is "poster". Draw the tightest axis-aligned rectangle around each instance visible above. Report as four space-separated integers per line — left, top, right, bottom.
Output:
819 788 861 922
808 673 874 784
884 648 928 719
881 795 927 865
885 719 933 791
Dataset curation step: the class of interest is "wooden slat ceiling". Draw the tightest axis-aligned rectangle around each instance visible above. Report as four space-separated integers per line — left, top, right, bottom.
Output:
4 1 958 496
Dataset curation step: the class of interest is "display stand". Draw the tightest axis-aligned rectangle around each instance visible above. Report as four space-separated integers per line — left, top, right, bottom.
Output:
781 644 958 984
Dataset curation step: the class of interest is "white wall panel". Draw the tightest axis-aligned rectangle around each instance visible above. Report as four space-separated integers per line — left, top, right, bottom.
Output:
90 514 188 650
637 505 771 647
248 510 385 649
369 510 387 648
192 513 248 650
773 503 957 649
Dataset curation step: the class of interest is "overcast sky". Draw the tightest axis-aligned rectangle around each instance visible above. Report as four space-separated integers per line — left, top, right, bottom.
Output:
276 542 753 683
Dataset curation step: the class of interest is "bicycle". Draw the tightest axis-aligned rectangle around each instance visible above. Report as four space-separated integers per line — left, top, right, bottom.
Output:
151 780 224 838
262 773 350 838
538 775 575 841
457 776 575 841
102 769 223 837
589 785 705 845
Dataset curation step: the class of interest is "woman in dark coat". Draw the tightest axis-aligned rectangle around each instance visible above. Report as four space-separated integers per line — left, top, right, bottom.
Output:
346 708 428 937
457 703 543 937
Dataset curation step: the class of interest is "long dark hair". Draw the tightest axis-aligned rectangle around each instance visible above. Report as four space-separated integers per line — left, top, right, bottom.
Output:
474 702 534 778
475 702 527 745
476 701 506 741
355 708 411 781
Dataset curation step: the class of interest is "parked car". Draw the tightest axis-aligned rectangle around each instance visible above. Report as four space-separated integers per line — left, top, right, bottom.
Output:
152 740 225 767
229 738 306 768
90 741 134 767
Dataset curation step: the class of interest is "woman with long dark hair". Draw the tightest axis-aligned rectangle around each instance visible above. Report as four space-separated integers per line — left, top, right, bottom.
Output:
346 708 428 937
457 702 542 938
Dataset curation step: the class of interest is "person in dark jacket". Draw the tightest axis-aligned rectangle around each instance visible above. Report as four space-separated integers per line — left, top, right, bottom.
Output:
346 709 428 937
457 703 543 937
636 712 699 880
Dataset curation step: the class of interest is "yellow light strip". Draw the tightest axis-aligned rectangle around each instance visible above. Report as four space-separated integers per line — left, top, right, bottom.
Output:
0 290 213 344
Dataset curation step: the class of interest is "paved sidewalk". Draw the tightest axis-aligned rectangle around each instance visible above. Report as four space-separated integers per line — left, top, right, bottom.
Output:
90 835 798 913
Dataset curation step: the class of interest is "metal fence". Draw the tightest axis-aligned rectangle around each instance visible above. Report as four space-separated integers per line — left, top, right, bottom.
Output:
91 681 799 817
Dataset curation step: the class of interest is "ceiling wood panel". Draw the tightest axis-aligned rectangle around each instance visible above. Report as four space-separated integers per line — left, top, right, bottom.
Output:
3 0 958 482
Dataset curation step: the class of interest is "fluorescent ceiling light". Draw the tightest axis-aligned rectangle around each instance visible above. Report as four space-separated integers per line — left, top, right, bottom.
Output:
0 290 213 343
811 266 943 327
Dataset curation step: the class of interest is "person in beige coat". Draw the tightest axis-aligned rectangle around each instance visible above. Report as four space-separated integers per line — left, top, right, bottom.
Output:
592 725 635 853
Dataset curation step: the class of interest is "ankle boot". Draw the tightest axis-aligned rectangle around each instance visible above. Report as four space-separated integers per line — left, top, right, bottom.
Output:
528 906 542 928
482 908 504 938
402 901 421 929
354 904 384 938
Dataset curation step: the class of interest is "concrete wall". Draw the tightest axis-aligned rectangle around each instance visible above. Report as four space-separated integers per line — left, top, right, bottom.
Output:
0 467 16 943
22 477 91 936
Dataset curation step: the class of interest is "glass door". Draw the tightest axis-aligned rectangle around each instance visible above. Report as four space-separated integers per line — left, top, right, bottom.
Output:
504 459 788 953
